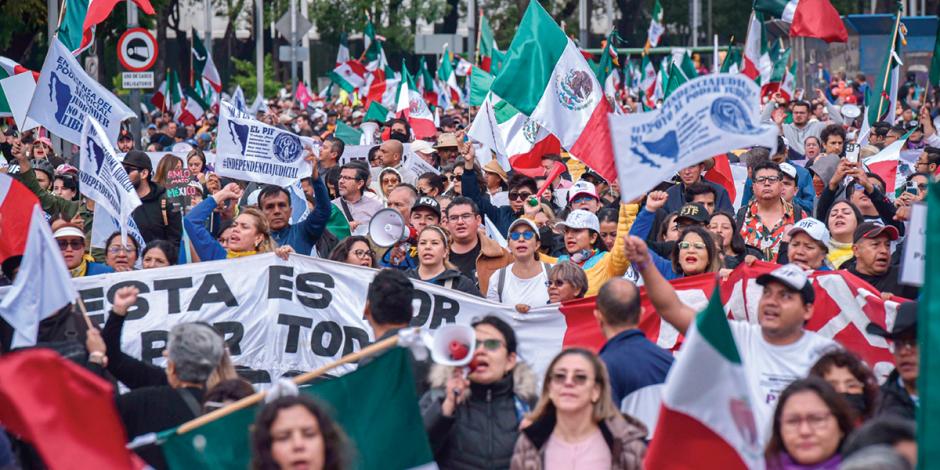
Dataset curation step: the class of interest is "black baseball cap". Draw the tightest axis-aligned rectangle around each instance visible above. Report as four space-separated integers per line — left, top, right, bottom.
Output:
412 196 441 218
122 150 152 173
756 263 815 304
675 202 710 225
866 301 917 339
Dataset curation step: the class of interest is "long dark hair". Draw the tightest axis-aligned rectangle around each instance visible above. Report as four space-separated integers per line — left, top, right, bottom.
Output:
328 235 376 268
765 377 856 467
251 395 350 470
670 226 721 276
709 211 747 256
809 350 880 421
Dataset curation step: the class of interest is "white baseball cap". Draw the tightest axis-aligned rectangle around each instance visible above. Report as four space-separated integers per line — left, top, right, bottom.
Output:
410 139 434 156
787 218 830 250
508 218 540 238
779 162 797 181
555 210 600 232
567 180 598 202
756 263 815 303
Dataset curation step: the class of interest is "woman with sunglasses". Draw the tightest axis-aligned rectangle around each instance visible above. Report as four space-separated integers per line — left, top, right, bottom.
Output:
547 262 589 303
765 378 855 470
405 225 480 296
511 348 648 470
487 219 552 312
104 232 140 272
420 316 538 470
328 235 377 268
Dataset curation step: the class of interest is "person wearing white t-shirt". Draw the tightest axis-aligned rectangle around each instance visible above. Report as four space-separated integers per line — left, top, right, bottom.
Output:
623 235 838 445
486 218 551 311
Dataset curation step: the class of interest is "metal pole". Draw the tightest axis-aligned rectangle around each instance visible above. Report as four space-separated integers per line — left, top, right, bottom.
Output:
579 0 588 46
467 0 476 60
47 0 58 43
290 0 297 93
605 0 614 34
256 0 263 100
301 0 310 87
691 0 700 47
127 2 142 148
204 0 212 54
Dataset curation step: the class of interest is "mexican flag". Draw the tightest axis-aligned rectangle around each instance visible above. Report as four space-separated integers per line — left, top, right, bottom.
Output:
0 57 38 117
330 59 367 93
663 53 698 100
335 31 350 66
396 61 436 139
151 70 182 114
58 0 156 54
868 13 902 126
468 66 494 107
741 12 762 80
720 46 742 74
362 21 387 71
363 64 400 109
754 0 847 43
646 0 665 49
468 93 562 177
192 31 222 93
363 100 391 123
161 347 436 470
438 45 463 105
645 286 765 469
640 54 657 108
478 13 501 73
594 34 620 100
490 0 616 181
930 29 940 88
759 48 792 99
178 87 209 125
417 57 438 107
919 180 940 468
861 130 912 196
334 120 364 145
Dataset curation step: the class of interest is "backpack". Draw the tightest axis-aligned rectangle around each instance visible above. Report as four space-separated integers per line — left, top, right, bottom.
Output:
495 263 551 303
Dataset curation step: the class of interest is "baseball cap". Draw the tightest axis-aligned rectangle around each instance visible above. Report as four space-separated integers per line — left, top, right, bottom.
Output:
508 218 540 238
122 150 153 173
756 263 815 303
853 221 899 243
53 225 85 240
411 196 441 218
555 210 600 233
118 130 133 141
787 218 830 250
568 180 599 202
779 162 797 181
866 301 917 339
674 202 709 225
410 139 434 156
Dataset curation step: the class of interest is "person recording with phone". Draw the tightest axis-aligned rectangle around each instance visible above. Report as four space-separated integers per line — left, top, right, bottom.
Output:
814 159 904 237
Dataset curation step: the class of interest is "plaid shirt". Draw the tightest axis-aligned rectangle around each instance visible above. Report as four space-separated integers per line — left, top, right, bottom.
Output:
740 198 796 261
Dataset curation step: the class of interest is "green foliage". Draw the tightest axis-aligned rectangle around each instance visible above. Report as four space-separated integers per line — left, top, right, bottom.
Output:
230 54 281 98
307 0 447 57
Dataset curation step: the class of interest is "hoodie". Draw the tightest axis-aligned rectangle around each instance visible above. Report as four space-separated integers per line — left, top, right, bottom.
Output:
405 268 481 297
133 183 182 246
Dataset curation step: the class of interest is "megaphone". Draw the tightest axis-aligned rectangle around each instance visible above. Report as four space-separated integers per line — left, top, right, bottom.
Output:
841 104 861 120
368 208 416 248
429 324 477 367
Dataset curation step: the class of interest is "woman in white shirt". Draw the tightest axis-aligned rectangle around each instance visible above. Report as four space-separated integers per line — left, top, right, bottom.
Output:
487 219 551 312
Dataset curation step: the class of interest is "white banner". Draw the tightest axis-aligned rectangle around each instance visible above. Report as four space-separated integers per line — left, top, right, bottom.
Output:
80 117 142 245
69 254 566 385
216 102 315 186
27 38 135 144
609 74 778 202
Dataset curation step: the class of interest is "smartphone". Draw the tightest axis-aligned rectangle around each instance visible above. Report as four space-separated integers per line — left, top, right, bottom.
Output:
906 181 919 196
845 143 860 163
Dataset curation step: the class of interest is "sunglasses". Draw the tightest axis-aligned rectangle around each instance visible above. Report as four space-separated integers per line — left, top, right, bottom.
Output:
508 191 533 201
545 279 567 288
122 165 139 174
678 241 707 250
571 196 596 205
57 239 84 250
509 231 535 241
447 175 459 181
475 339 504 351
550 371 592 386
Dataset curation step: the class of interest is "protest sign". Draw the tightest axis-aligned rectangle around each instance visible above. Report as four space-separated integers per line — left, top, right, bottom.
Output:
79 117 142 244
215 102 315 186
900 203 926 286
27 38 135 144
609 74 778 202
164 168 197 212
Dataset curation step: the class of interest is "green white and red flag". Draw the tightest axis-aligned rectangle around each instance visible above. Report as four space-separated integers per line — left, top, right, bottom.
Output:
396 61 436 139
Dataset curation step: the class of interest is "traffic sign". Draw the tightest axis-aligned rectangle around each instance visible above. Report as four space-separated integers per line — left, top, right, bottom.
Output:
117 27 158 72
278 45 309 62
122 72 154 89
275 12 312 42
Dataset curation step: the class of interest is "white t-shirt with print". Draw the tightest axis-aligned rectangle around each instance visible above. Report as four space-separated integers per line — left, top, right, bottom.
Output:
728 321 838 445
486 263 550 307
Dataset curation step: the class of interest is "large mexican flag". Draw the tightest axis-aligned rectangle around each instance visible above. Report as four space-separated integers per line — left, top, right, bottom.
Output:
645 286 765 469
490 0 615 182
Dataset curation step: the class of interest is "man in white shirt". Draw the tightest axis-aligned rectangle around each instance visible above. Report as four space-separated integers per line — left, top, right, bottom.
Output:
624 235 838 444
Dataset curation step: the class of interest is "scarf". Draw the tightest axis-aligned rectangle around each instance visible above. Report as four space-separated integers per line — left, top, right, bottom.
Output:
227 250 258 259
826 239 854 268
769 453 841 470
70 254 97 278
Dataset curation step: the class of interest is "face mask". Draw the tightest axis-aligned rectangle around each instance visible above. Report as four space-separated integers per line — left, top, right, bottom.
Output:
389 131 409 143
840 392 867 417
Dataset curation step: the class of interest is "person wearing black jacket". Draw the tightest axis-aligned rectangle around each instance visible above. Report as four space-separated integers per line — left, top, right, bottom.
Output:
846 222 919 300
815 159 904 237
460 142 535 236
866 301 919 420
109 286 224 469
419 316 538 470
122 150 183 246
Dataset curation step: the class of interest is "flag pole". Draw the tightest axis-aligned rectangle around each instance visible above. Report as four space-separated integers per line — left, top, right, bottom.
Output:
74 296 95 330
175 334 401 435
876 10 902 122
56 0 68 30
475 9 483 66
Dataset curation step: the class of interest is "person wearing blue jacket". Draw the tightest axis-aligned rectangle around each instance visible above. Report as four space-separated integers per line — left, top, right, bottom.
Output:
460 143 537 236
256 172 332 256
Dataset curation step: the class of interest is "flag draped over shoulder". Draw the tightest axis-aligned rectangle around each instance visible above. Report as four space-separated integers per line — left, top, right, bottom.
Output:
161 347 435 470
490 0 616 181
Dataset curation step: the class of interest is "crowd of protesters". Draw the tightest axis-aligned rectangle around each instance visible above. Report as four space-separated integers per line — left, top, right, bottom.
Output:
0 65 935 470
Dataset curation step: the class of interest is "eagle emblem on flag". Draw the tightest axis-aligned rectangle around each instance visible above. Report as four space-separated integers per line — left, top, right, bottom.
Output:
555 69 594 111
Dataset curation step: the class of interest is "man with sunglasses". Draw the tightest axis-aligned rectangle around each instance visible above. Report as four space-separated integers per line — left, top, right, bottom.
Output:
866 302 918 420
121 150 182 246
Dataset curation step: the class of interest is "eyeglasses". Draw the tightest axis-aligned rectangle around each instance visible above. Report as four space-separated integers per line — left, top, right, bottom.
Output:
57 239 84 251
678 241 707 250
754 176 781 185
508 191 533 201
889 337 917 353
550 371 592 386
107 245 133 255
545 279 568 288
338 175 360 181
122 165 139 174
781 412 833 432
509 231 535 241
475 339 504 351
352 249 375 259
447 213 475 223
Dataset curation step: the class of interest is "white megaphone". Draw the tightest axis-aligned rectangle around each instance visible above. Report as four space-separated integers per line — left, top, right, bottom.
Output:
368 208 416 248
841 104 861 121
429 324 477 367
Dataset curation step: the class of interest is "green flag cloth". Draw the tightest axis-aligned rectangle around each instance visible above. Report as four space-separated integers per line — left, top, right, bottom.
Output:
720 46 742 73
57 0 90 52
929 29 940 87
334 120 364 145
920 181 940 467
364 101 390 123
161 348 434 470
469 67 494 107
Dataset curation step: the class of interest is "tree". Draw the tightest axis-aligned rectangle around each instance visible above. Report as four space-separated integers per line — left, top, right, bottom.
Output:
231 54 282 98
